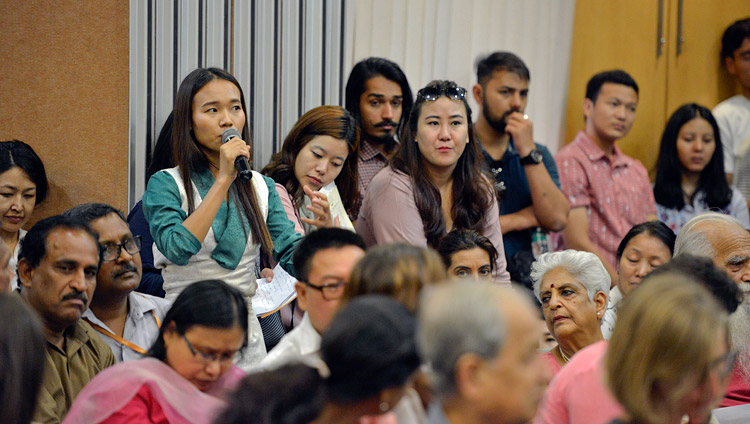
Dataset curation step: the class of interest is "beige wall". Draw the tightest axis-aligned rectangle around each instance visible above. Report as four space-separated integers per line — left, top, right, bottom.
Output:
0 0 130 224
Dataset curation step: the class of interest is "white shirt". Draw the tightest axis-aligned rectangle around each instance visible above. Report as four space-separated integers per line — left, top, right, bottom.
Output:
82 291 171 362
9 228 26 291
713 94 750 175
600 286 623 340
254 312 321 372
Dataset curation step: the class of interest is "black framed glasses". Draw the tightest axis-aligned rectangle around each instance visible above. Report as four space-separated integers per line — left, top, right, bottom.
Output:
416 85 467 103
304 280 348 301
102 236 142 262
181 334 239 366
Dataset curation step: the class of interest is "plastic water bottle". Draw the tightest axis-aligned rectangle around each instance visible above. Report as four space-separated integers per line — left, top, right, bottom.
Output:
531 227 549 259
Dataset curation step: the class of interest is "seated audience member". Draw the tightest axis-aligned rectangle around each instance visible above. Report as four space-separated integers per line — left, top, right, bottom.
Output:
472 52 568 285
0 294 46 424
533 254 740 424
64 203 170 362
0 140 48 290
217 296 421 424
17 215 115 423
356 80 510 284
654 104 750 233
714 18 750 191
555 70 656 281
345 243 447 311
437 229 498 281
257 228 366 372
63 280 247 424
530 250 609 375
418 280 551 424
129 111 174 298
601 221 675 339
262 105 360 232
674 212 750 407
606 273 733 424
0 240 14 292
344 57 413 216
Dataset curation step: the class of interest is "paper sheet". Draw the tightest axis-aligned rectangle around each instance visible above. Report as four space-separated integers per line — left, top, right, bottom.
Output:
253 264 298 317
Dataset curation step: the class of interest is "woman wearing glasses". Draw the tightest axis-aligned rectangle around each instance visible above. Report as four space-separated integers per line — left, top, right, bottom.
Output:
356 80 510 284
63 280 248 424
142 68 302 366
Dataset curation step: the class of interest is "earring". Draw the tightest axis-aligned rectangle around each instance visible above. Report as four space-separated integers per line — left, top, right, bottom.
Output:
597 311 601 317
379 402 390 412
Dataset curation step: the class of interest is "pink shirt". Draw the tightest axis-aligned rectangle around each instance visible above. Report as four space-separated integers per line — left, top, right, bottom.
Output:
356 166 511 285
554 131 656 268
356 140 389 218
541 351 563 377
721 366 750 408
534 341 624 424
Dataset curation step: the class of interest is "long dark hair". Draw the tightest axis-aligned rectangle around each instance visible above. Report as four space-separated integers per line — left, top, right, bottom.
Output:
391 80 494 248
0 140 48 205
344 57 413 137
147 111 175 181
172 68 273 255
147 279 249 360
262 106 360 215
654 103 730 210
0 294 46 424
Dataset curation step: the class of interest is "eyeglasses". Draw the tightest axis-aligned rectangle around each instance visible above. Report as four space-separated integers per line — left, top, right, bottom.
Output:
304 280 348 301
181 334 240 366
102 236 142 262
416 85 467 103
708 350 738 381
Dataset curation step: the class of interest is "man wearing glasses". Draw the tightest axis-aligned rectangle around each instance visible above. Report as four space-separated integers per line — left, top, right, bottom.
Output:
65 203 170 363
18 215 116 423
258 228 366 371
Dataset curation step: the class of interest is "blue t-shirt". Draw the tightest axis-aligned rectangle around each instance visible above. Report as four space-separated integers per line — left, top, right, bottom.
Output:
481 140 560 259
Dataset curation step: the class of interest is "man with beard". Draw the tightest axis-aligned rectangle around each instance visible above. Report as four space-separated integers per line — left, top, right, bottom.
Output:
18 215 115 422
344 57 413 216
674 212 750 407
65 203 170 363
472 52 568 287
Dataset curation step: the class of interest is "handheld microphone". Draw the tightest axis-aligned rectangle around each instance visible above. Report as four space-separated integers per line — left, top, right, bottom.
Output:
221 128 253 182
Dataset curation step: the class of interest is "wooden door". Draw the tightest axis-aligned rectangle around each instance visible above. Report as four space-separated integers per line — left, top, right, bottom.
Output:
664 0 749 114
563 0 668 175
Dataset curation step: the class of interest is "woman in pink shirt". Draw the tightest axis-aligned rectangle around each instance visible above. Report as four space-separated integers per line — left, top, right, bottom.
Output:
356 80 510 284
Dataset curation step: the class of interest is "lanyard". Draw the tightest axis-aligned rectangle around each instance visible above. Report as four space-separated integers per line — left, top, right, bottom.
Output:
84 312 162 355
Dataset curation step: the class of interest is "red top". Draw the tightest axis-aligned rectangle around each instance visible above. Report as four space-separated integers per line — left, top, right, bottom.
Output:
720 366 750 408
102 385 169 424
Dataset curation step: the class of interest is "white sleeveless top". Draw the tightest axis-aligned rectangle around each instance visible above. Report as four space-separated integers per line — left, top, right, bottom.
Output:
153 167 270 365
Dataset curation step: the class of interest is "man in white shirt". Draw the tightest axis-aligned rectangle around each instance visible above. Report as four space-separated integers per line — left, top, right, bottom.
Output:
65 203 170 362
714 18 750 193
258 228 366 370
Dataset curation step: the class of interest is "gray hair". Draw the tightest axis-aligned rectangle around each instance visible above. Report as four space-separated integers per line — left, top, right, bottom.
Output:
674 213 744 258
530 249 610 302
416 279 516 397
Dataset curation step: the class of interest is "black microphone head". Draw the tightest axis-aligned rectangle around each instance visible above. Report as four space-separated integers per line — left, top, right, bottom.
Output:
221 128 242 144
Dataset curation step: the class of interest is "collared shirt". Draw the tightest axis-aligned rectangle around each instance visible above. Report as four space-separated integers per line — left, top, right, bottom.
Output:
554 131 656 268
480 139 560 259
425 401 451 424
255 312 321 371
713 94 750 175
34 319 116 423
82 291 171 362
356 139 390 217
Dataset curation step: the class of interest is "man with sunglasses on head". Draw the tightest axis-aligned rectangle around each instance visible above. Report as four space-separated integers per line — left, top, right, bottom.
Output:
64 203 170 363
472 52 569 288
345 57 413 217
257 227 365 371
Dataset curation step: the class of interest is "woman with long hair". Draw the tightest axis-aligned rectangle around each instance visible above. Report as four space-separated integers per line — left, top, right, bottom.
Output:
63 280 248 424
142 68 302 365
437 229 498 280
262 105 359 233
0 140 48 290
356 80 510 284
654 103 750 233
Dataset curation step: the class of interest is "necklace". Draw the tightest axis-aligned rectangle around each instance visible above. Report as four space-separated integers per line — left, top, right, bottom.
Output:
558 345 571 363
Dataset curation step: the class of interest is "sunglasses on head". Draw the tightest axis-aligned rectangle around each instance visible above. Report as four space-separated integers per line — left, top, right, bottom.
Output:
416 85 467 103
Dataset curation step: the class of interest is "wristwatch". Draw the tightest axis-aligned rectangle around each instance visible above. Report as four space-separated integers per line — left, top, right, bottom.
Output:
520 149 543 166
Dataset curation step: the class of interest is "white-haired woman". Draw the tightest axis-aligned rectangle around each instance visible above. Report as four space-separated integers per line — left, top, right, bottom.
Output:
531 250 609 375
